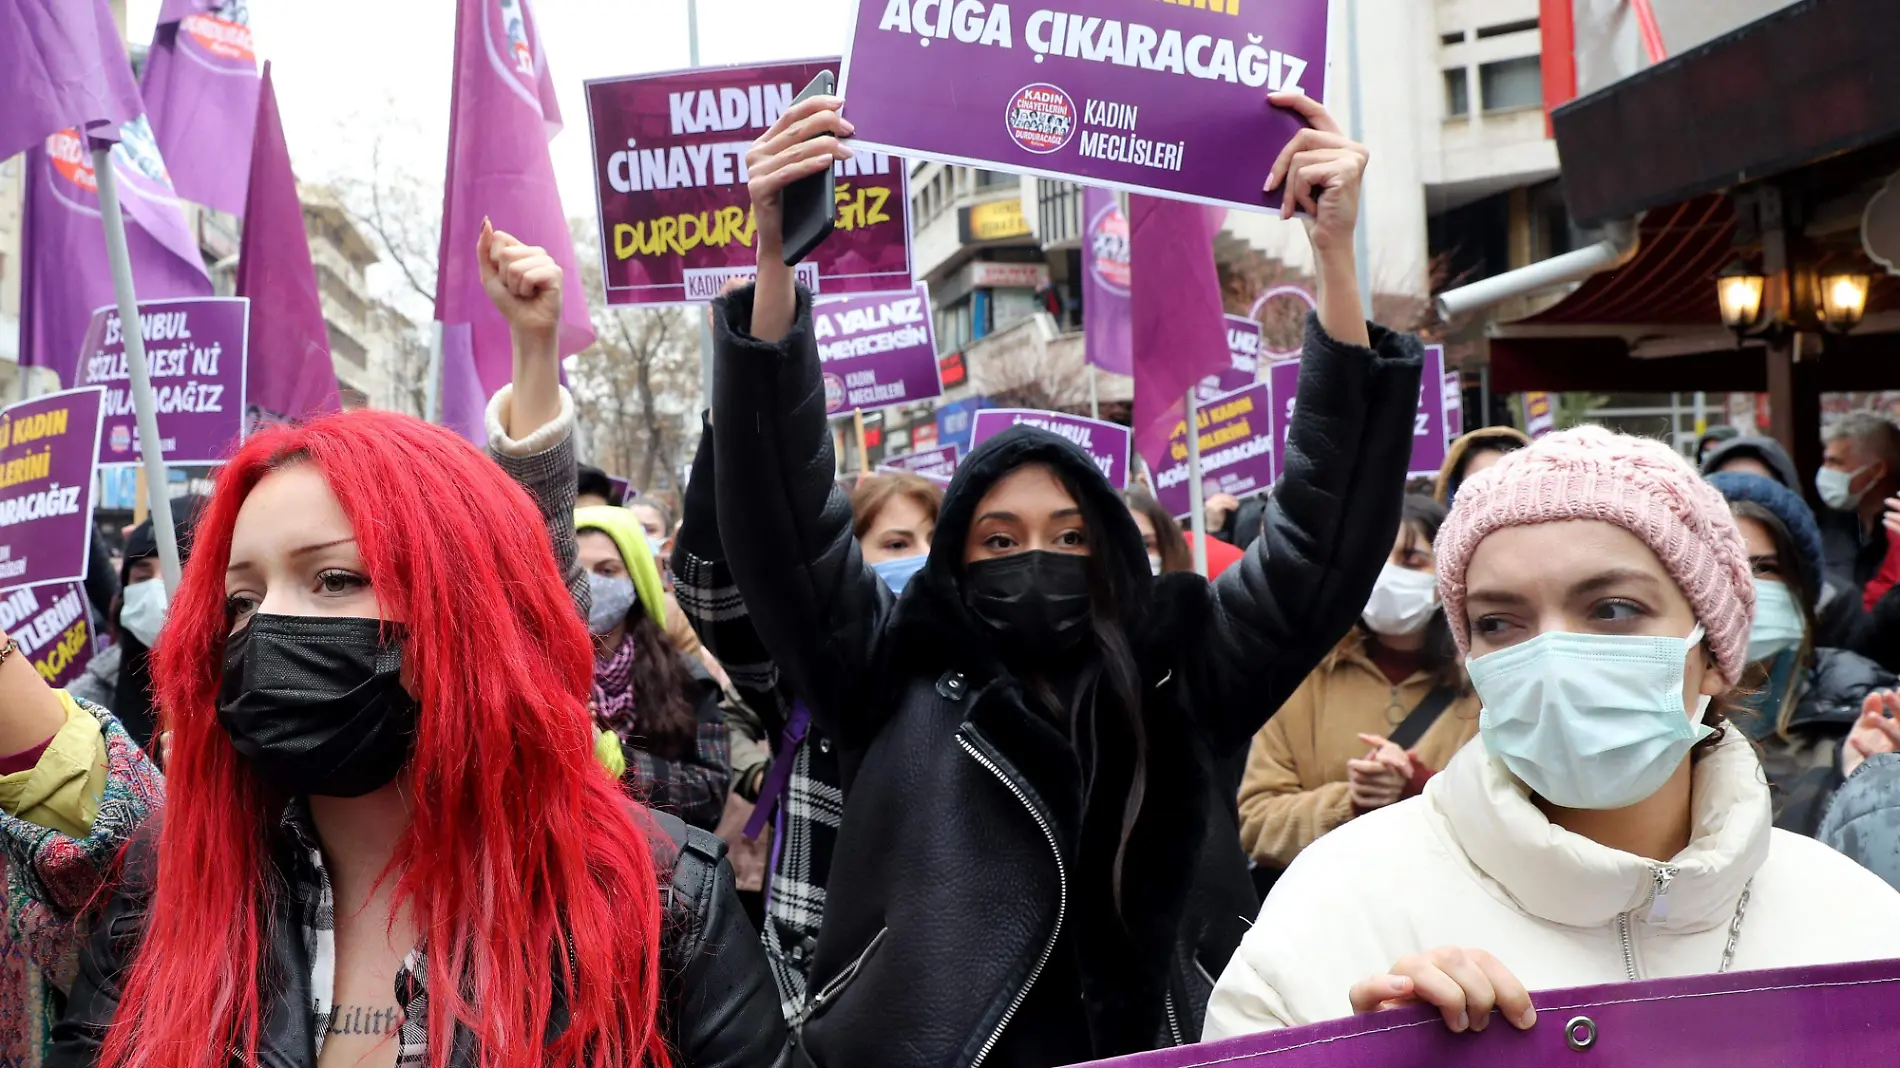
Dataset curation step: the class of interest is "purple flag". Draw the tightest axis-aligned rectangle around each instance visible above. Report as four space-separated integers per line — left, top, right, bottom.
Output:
234 65 339 424
0 0 142 161
1082 186 1132 376
21 121 214 388
140 0 261 217
435 0 594 442
1130 194 1230 480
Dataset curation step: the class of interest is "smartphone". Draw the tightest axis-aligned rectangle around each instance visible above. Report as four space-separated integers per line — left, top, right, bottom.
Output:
780 70 838 267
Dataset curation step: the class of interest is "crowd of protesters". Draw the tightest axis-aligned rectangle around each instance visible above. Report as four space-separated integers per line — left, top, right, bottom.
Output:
9 89 1900 1068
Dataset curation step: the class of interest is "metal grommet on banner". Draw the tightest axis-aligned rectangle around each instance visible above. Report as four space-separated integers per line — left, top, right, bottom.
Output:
1564 1016 1597 1052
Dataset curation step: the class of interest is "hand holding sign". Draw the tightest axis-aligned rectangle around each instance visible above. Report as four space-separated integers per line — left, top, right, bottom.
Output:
1349 946 1537 1034
1265 92 1367 249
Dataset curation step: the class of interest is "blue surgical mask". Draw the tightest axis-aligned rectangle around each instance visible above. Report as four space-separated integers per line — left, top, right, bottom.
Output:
586 572 637 635
1747 579 1806 663
872 552 928 595
1815 463 1874 512
1469 624 1714 810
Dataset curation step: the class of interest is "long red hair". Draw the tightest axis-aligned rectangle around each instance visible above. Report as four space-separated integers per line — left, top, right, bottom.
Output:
107 410 670 1068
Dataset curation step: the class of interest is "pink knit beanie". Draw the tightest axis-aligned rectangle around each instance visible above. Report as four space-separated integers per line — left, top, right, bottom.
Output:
1435 424 1755 682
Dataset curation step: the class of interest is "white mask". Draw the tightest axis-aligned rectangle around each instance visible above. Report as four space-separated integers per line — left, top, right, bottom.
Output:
1148 554 1163 576
1361 562 1439 636
1470 624 1714 810
1815 463 1875 512
120 578 169 648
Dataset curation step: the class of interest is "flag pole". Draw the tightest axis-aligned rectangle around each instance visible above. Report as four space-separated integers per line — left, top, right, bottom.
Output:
93 146 182 596
1088 363 1100 420
853 408 869 477
425 320 444 421
1184 388 1207 577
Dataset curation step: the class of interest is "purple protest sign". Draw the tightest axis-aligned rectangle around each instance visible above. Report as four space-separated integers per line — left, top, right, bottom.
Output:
1408 344 1449 478
1082 186 1131 375
970 408 1131 489
1265 347 1447 481
1196 314 1260 403
586 59 915 304
1444 367 1465 442
607 475 632 503
815 283 942 415
877 444 960 486
1154 383 1273 520
1063 957 1900 1068
78 297 248 466
839 0 1330 212
0 388 105 590
0 581 96 689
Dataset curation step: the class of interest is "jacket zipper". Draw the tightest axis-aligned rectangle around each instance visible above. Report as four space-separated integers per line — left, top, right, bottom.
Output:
1165 988 1185 1046
1615 863 1678 981
956 733 1068 1068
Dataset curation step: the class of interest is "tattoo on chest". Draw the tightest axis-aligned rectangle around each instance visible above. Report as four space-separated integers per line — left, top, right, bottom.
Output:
328 1005 401 1037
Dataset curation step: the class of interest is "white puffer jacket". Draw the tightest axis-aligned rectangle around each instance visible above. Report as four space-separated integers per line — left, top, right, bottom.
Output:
1205 729 1900 1038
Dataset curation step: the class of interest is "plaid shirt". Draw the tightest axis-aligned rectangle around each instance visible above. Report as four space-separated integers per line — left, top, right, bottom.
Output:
280 802 431 1067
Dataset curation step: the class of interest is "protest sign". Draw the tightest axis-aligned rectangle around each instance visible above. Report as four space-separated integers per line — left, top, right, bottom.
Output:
936 395 990 450
80 297 248 466
1524 391 1557 437
1196 315 1260 403
1063 957 1900 1068
0 581 95 688
607 475 632 503
586 59 914 304
877 444 960 485
816 283 943 415
839 0 1329 212
1266 347 1448 480
970 408 1130 489
0 387 106 590
1154 383 1272 520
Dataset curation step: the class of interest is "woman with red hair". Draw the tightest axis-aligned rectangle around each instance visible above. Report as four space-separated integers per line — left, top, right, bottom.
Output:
0 231 784 1068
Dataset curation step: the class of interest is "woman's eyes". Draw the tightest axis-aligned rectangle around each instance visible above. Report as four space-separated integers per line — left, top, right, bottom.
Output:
225 593 258 621
317 570 370 596
1473 615 1514 637
1055 529 1087 548
1589 598 1646 623
983 533 1017 551
882 536 913 552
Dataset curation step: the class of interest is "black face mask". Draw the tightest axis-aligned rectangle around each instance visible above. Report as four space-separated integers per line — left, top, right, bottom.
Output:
218 615 419 798
963 550 1094 659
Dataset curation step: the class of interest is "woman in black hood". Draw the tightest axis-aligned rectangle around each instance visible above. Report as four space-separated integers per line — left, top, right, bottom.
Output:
111 495 206 750
713 92 1423 1067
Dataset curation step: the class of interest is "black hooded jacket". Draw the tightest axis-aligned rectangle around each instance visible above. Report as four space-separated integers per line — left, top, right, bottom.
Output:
113 496 206 749
710 284 1423 1067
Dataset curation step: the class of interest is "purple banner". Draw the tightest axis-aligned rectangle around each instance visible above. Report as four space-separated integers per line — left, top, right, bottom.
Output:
140 0 260 218
0 0 142 161
78 297 248 466
877 444 960 486
1082 186 1131 375
1444 367 1465 441
1154 383 1272 520
815 283 942 415
1266 346 1447 481
839 0 1330 213
586 59 915 304
0 388 105 590
0 581 96 689
1064 957 1900 1068
1196 314 1260 403
970 408 1131 489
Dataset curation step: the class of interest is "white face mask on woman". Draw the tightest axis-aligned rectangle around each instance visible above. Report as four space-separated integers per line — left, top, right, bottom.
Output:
1360 562 1439 636
1469 624 1713 810
120 578 169 648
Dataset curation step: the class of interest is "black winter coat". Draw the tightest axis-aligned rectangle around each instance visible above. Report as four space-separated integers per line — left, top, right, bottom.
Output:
1738 646 1898 836
47 811 787 1068
709 285 1422 1068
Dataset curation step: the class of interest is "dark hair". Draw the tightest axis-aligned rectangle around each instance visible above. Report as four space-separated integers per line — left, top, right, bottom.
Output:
1452 439 1521 488
851 472 944 540
1361 494 1469 693
576 463 618 505
1122 489 1193 574
615 610 701 760
1727 500 1818 740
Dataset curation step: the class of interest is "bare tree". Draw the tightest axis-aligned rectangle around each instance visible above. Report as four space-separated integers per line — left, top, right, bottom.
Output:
967 319 1094 412
330 136 440 308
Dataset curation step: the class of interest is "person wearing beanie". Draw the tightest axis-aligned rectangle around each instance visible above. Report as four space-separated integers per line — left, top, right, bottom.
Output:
1206 425 1900 1040
1705 472 1897 837
576 505 732 831
1701 434 1800 491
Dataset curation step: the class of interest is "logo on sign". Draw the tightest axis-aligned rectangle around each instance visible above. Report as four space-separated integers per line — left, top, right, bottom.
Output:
109 424 132 455
1088 203 1131 294
823 372 846 414
1004 83 1077 154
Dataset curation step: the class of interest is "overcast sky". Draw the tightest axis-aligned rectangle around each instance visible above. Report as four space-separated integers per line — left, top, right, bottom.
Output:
125 0 855 292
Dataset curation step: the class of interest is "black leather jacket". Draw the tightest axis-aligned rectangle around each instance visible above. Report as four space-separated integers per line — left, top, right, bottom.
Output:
709 285 1423 1068
47 811 788 1068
